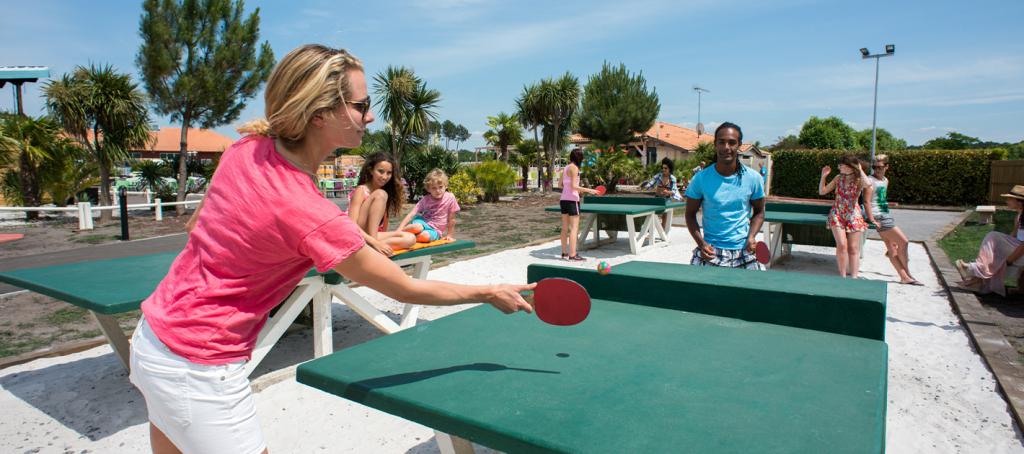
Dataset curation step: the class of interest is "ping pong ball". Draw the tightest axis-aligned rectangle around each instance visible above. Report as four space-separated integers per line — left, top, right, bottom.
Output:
597 261 612 275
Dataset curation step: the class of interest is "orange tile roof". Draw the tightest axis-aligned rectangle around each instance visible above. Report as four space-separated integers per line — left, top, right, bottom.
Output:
145 127 235 153
641 121 714 150
571 121 715 151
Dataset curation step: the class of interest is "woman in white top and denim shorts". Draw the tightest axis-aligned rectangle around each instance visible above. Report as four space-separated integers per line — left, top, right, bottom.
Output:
867 155 920 285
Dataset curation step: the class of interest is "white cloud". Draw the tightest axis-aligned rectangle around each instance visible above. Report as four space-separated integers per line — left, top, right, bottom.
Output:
395 0 715 78
801 56 1024 91
915 126 956 133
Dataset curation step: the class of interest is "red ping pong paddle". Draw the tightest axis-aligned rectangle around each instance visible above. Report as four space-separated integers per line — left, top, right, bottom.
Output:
526 278 591 326
755 241 770 265
594 185 606 196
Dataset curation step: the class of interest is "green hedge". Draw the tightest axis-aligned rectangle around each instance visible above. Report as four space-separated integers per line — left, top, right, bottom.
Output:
770 149 999 206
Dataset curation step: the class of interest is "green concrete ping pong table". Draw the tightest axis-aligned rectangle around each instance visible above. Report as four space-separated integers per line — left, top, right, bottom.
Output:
761 202 875 269
545 196 685 254
0 240 474 376
297 261 888 453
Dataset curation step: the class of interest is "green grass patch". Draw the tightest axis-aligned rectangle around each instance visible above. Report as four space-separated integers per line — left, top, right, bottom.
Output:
44 307 89 325
0 338 50 358
938 210 1016 263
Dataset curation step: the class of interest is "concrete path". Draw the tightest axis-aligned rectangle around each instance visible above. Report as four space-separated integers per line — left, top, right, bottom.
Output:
867 208 964 241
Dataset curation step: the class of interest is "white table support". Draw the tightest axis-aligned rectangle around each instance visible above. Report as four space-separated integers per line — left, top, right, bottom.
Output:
760 220 868 270
578 210 674 255
242 254 435 376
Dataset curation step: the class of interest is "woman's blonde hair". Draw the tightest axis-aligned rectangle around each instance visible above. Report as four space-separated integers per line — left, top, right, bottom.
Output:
424 169 449 188
237 44 363 146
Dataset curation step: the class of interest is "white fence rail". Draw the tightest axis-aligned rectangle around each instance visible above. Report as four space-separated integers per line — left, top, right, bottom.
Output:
0 194 204 230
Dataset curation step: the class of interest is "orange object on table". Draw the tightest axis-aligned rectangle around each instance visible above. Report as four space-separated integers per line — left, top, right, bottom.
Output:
391 238 455 255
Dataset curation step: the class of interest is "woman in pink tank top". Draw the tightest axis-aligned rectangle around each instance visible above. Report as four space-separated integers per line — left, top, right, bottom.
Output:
559 149 599 261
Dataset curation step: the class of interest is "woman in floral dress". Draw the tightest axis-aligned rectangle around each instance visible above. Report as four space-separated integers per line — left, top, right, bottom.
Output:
819 154 876 278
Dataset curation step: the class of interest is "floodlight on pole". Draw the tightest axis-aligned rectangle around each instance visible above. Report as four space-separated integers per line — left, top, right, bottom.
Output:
860 45 894 170
693 85 710 136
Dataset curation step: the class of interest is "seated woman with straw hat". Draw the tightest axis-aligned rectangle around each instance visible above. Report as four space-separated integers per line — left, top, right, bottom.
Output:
956 185 1024 295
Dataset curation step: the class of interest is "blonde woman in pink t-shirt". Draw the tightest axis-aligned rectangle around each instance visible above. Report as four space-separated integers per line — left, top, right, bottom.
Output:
398 169 461 242
131 44 534 454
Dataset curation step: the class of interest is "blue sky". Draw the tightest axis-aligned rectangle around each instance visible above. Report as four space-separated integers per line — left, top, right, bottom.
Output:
3 0 1022 148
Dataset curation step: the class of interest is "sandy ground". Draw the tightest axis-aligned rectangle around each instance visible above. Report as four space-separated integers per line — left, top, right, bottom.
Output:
1 226 1022 453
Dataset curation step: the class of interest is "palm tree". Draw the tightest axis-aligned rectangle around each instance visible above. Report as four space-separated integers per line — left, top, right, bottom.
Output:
44 64 151 223
374 66 415 156
0 113 58 219
482 112 523 162
39 140 98 207
373 66 441 164
516 83 546 189
512 139 540 191
398 82 441 159
537 73 580 189
134 159 170 192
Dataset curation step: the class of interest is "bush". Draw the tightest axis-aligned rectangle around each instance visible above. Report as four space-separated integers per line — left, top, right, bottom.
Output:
581 147 643 192
466 160 517 203
1 170 23 205
675 142 716 180
771 149 998 205
449 171 482 205
402 145 461 201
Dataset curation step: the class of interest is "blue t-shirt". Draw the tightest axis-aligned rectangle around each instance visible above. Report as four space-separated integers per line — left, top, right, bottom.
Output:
685 164 765 250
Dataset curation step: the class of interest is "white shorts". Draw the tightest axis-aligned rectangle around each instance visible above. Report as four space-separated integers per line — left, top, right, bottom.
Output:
129 319 266 454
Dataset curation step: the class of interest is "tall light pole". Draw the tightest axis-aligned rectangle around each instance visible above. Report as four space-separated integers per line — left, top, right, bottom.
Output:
860 44 894 168
693 85 709 136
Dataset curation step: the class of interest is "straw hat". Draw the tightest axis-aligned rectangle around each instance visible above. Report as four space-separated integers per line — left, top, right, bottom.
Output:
1001 185 1024 200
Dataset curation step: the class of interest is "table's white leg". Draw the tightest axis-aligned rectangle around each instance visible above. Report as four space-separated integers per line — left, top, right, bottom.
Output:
398 256 431 329
245 280 321 376
435 431 475 454
653 212 669 243
92 312 131 370
626 214 640 254
767 222 785 268
329 285 401 334
312 285 333 358
578 213 597 250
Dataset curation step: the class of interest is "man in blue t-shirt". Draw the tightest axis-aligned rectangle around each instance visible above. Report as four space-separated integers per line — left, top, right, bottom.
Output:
684 122 766 269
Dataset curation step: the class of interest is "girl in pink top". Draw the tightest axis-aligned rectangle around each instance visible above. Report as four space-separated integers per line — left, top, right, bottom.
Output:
131 44 534 454
399 169 461 242
559 149 599 261
347 151 416 252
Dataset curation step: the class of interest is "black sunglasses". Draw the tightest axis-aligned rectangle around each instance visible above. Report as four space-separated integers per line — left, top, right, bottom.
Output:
346 96 372 119
871 164 886 169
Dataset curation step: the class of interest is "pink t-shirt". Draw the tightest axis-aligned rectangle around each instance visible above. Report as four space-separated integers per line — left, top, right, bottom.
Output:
141 136 365 365
415 191 460 233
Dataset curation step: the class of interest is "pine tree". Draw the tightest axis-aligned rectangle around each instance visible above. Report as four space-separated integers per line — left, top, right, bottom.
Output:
578 62 660 149
137 0 274 213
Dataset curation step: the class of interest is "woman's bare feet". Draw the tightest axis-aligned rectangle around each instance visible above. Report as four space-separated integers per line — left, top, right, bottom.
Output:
955 259 971 278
